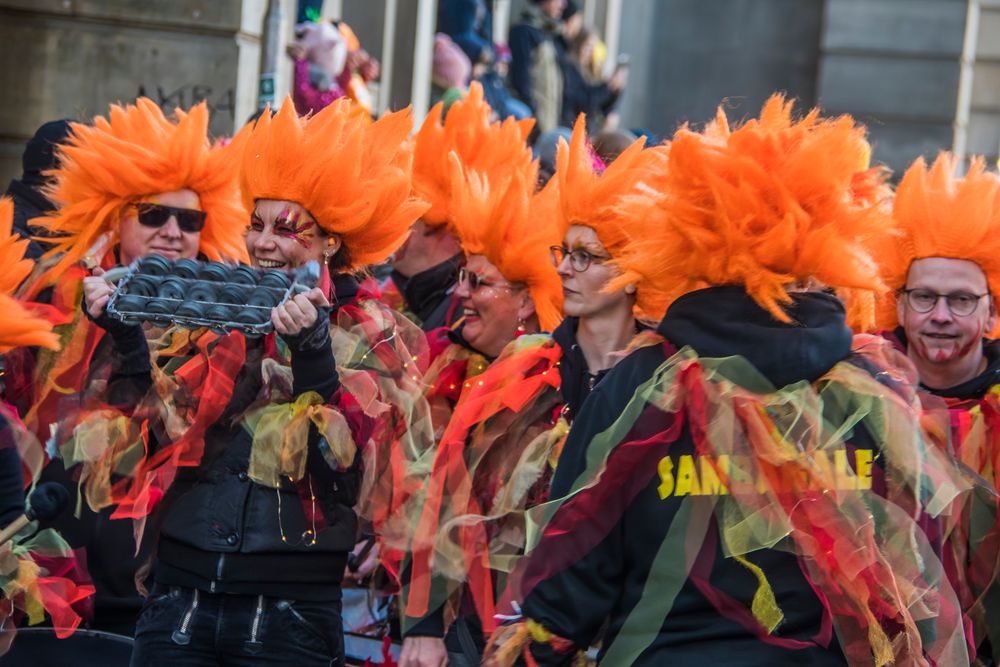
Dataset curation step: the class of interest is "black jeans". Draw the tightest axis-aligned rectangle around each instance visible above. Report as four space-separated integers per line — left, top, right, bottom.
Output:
130 586 344 666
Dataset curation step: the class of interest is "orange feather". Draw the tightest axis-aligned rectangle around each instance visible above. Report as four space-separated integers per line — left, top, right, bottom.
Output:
0 197 58 351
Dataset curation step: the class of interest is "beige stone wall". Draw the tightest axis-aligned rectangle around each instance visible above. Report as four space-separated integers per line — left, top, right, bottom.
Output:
0 0 269 185
816 0 968 174
965 0 1000 163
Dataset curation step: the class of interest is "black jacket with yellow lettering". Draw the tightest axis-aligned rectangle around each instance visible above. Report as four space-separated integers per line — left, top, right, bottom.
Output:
521 287 897 666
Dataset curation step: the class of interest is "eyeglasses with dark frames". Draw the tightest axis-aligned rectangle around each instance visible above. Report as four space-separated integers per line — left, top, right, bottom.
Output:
550 245 610 272
900 288 990 317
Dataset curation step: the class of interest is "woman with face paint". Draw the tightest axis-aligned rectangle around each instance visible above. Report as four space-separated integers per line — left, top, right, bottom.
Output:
396 118 665 667
874 154 1000 663
62 98 430 666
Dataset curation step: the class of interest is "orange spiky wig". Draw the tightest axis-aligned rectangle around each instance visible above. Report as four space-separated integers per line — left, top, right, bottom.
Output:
555 116 668 318
876 153 1000 333
412 81 534 228
0 198 58 352
448 153 563 331
609 95 892 325
240 97 428 270
37 98 250 284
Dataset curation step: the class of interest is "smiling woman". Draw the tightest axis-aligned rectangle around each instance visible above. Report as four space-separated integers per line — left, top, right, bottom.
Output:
32 98 249 288
118 189 204 265
61 96 434 667
245 199 336 271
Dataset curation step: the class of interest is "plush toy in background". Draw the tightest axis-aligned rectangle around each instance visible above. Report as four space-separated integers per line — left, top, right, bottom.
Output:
287 20 349 115
286 18 380 116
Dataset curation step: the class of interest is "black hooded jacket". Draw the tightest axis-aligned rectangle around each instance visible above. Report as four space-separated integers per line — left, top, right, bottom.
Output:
390 253 463 331
96 275 365 603
5 119 73 259
5 179 57 260
523 287 880 666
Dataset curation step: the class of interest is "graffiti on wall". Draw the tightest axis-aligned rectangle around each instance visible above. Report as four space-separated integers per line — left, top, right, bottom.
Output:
136 84 236 120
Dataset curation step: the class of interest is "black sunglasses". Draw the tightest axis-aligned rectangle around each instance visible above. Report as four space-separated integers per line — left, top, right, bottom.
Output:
135 202 207 234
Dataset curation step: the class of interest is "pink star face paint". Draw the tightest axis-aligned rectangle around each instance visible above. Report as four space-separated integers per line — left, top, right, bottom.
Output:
245 199 327 270
273 207 319 249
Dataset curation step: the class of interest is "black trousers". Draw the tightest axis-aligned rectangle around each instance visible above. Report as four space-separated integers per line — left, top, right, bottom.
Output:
129 585 344 667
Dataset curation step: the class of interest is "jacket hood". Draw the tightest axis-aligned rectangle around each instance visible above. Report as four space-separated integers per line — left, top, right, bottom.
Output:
658 286 853 389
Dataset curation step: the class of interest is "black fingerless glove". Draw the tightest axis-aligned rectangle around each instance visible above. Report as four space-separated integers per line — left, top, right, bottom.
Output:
84 300 151 376
283 309 339 401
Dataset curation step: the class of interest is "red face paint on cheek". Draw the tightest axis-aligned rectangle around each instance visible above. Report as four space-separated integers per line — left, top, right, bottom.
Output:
911 335 954 363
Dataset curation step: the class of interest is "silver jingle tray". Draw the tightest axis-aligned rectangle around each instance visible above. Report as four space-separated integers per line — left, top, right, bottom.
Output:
104 256 321 336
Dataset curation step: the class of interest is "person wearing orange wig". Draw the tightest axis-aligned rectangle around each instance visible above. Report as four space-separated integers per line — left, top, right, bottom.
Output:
397 147 563 666
878 154 1000 394
62 97 431 666
548 115 668 419
875 154 1000 663
397 116 665 667
388 82 534 332
0 99 249 638
9 98 248 440
492 97 972 666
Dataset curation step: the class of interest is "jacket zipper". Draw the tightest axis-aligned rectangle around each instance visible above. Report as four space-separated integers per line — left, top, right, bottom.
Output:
243 595 265 653
171 588 199 645
210 553 226 593
250 595 264 643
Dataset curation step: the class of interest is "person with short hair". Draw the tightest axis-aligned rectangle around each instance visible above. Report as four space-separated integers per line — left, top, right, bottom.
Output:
509 0 567 133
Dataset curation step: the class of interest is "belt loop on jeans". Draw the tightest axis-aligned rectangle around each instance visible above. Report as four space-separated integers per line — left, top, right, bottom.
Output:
243 594 266 654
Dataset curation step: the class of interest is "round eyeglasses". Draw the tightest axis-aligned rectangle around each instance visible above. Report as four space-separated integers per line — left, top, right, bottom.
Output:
550 245 610 272
901 288 990 317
